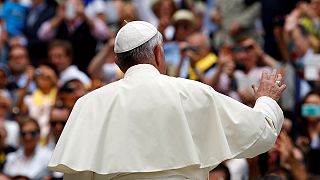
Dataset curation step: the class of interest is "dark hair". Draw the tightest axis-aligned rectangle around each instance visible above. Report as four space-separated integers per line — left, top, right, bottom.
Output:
266 167 293 180
19 118 41 133
48 39 73 60
37 61 60 78
152 0 177 18
8 45 29 59
209 163 231 180
296 88 320 138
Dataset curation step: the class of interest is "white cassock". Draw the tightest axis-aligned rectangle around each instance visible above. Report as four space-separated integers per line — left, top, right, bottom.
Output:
48 64 284 180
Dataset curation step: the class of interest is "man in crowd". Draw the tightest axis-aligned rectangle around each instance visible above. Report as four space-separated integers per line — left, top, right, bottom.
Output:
47 40 91 88
49 21 286 179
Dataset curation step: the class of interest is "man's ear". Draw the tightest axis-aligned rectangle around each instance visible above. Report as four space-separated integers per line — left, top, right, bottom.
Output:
154 44 162 67
154 44 166 74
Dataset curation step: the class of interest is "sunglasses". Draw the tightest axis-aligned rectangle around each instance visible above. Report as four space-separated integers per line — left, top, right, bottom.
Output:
20 130 39 138
50 121 67 127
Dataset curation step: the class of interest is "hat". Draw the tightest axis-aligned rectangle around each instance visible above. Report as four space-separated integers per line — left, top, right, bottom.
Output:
59 79 81 93
172 10 195 25
114 21 158 53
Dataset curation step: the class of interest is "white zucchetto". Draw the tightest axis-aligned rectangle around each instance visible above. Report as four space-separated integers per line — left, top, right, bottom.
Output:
114 21 158 53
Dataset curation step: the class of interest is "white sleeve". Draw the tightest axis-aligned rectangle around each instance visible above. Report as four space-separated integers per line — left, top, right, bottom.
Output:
253 96 284 135
235 96 284 158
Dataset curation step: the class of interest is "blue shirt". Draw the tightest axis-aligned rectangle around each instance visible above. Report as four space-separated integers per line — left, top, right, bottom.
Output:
0 0 28 37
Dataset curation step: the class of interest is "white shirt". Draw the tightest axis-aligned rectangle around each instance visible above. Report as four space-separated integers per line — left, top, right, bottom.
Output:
49 64 284 179
4 146 52 179
4 120 19 148
225 159 249 180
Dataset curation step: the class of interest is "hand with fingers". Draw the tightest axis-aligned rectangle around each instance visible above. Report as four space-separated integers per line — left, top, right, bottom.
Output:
252 70 286 102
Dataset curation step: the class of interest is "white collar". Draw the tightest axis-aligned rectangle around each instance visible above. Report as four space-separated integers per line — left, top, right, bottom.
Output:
124 64 160 78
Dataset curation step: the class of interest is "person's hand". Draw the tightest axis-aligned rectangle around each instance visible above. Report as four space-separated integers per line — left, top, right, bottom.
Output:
238 88 256 106
229 21 241 37
76 0 85 18
179 41 189 58
218 47 235 76
277 132 294 162
26 66 35 81
284 9 300 33
252 70 286 102
295 136 310 153
56 3 65 21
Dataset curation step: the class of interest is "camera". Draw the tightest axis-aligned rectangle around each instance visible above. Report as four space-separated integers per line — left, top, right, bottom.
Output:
65 1 76 20
35 68 42 77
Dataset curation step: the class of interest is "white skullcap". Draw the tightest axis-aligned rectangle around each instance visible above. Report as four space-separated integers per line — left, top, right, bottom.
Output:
114 21 158 53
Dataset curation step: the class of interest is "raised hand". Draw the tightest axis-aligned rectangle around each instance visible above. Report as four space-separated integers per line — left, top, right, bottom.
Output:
252 70 286 102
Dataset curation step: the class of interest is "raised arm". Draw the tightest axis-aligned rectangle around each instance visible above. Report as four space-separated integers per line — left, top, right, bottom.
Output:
235 70 286 158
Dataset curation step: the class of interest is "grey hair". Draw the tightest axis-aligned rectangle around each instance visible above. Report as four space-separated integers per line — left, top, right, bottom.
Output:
116 31 163 69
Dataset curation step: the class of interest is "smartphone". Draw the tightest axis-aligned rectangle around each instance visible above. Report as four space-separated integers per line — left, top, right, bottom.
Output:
65 1 76 20
301 104 320 117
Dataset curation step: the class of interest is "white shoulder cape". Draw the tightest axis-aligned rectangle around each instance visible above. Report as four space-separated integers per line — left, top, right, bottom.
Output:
48 64 283 175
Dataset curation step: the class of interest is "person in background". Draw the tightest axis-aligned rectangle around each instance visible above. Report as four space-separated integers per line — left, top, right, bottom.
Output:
24 0 56 66
38 0 108 73
0 93 19 149
87 38 122 88
211 0 261 50
232 38 273 107
163 9 196 75
0 121 16 172
0 0 29 64
45 106 70 180
47 40 91 88
261 0 299 62
56 79 86 110
209 163 231 180
117 1 139 29
0 0 28 38
0 64 10 98
295 89 320 177
6 45 35 120
46 106 70 150
151 0 176 41
3 118 52 180
20 63 58 140
175 32 229 92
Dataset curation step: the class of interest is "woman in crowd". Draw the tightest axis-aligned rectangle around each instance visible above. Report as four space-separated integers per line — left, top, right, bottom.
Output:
20 63 58 140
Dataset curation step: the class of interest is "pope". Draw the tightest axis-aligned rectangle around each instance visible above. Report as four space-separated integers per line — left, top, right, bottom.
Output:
48 21 286 179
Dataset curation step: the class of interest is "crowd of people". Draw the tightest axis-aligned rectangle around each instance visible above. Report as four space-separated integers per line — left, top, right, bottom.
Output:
0 0 319 179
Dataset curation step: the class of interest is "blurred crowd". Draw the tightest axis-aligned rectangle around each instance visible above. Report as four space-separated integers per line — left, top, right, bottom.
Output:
0 0 319 179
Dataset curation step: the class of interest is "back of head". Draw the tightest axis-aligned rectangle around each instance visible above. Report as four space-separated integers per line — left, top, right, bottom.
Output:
114 21 163 72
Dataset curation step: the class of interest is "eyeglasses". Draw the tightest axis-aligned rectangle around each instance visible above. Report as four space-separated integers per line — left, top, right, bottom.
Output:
50 121 67 127
20 130 39 138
